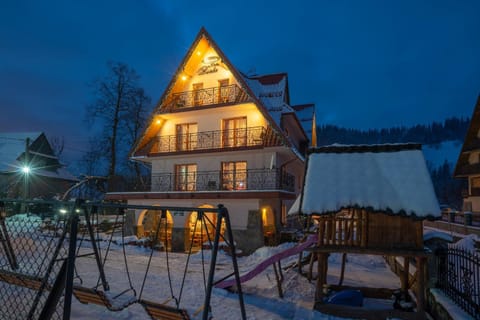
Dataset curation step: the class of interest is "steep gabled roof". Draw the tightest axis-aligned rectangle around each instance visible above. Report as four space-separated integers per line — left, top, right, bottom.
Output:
291 143 440 219
291 104 316 144
131 27 293 157
454 95 480 177
242 72 293 126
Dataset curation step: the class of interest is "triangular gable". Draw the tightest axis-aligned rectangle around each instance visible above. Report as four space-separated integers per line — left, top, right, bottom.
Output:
131 27 289 157
454 94 480 177
0 132 42 172
0 132 76 181
296 144 440 219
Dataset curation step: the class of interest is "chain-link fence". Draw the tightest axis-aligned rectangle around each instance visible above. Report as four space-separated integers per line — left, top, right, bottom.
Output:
0 199 246 320
0 200 71 320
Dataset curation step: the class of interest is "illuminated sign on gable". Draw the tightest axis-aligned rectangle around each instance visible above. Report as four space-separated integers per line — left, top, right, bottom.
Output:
197 55 222 75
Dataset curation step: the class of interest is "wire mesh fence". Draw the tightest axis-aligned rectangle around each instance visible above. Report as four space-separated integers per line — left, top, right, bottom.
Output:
0 200 70 320
0 199 246 320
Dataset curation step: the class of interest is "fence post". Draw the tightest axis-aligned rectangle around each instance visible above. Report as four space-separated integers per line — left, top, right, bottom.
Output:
435 247 447 289
63 199 81 320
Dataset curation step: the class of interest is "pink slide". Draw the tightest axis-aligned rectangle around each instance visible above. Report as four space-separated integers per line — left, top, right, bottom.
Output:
215 234 318 289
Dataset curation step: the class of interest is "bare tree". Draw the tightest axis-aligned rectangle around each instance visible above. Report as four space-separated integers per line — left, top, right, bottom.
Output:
50 136 65 157
85 61 143 178
123 87 151 187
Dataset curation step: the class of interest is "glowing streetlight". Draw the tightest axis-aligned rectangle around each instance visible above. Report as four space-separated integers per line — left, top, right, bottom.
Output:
21 166 31 174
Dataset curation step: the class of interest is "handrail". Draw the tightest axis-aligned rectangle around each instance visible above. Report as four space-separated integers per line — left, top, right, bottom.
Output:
162 84 249 110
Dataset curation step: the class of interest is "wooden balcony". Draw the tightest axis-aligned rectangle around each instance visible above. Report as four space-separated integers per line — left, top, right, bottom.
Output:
161 84 249 111
150 169 295 192
148 126 283 155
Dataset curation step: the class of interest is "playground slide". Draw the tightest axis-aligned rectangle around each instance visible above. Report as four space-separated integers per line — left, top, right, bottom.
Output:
215 234 317 289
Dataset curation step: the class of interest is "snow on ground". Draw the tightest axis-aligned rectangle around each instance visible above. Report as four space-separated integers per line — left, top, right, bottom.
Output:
70 240 401 320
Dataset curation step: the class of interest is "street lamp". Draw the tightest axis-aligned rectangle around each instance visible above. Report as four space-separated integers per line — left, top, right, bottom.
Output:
22 137 30 206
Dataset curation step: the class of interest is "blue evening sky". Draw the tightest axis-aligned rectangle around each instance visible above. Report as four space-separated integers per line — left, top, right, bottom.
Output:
1 0 479 165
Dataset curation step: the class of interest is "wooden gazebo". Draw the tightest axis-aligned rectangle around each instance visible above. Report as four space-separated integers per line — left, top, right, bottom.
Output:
293 144 441 319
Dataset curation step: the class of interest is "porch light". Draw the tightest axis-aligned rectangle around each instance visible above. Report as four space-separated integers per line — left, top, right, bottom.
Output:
156 119 161 124
196 51 201 56
262 208 267 225
181 75 187 81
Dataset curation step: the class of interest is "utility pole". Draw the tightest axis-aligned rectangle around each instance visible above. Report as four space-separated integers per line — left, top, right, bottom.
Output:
24 137 30 202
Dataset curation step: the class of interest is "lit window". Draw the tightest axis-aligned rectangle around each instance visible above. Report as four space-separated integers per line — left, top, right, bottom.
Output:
221 161 247 190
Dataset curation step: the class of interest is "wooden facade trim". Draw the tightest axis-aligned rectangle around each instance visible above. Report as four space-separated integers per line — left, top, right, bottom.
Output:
105 190 297 201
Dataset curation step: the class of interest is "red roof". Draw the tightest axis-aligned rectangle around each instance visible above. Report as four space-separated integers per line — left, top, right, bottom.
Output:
249 73 287 85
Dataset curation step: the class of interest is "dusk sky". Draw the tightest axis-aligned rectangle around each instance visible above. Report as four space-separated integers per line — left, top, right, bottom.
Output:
1 0 480 167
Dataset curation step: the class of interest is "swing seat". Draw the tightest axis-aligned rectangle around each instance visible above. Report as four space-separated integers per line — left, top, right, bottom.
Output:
140 299 190 320
73 285 137 312
0 269 47 291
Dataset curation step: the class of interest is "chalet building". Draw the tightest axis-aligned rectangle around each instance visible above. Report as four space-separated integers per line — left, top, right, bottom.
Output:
0 132 77 199
454 95 480 216
106 28 315 254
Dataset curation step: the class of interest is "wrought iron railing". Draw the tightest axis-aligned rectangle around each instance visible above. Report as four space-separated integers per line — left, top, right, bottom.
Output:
162 84 249 110
149 126 283 154
150 169 295 192
436 247 480 319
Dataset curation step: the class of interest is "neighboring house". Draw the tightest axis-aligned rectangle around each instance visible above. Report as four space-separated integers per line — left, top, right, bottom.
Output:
0 132 77 199
454 95 480 214
106 27 316 254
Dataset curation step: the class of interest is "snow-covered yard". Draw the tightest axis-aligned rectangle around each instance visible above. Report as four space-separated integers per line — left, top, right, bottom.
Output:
70 240 402 320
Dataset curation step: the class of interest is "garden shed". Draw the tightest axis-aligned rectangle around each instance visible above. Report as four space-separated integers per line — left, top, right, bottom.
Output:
292 143 441 319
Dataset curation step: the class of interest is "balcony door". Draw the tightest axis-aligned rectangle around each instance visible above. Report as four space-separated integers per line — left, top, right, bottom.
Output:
176 123 197 151
221 161 247 190
218 79 229 103
223 117 247 147
193 82 203 106
175 164 197 191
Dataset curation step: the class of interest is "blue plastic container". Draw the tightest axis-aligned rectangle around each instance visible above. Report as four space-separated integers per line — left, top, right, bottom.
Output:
327 289 363 307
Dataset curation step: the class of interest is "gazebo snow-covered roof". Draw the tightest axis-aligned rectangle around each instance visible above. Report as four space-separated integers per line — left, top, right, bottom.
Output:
291 143 440 219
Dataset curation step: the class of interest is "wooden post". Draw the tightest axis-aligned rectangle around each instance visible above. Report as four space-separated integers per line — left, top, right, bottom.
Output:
416 257 426 313
361 210 368 247
315 253 327 308
401 257 410 291
273 262 283 298
318 218 325 246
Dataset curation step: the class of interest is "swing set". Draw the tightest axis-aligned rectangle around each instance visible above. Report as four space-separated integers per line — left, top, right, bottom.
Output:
0 199 247 320
70 202 247 320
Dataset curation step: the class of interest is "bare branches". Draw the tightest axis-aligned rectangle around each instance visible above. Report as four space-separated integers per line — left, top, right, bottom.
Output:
84 61 150 179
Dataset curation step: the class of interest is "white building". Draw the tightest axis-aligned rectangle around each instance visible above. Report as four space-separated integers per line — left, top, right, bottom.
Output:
106 28 316 253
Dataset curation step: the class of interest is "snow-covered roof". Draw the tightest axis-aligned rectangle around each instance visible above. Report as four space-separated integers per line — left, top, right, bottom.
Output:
0 132 42 171
243 73 294 126
292 104 315 139
294 143 441 219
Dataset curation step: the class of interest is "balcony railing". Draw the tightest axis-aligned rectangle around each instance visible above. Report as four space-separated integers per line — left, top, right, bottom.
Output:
149 126 283 154
162 84 249 111
150 169 295 192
